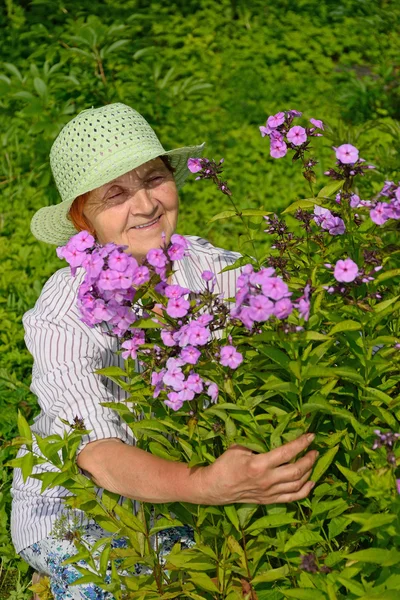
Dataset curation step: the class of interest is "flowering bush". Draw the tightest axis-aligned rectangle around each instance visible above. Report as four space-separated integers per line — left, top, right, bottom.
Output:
9 110 400 599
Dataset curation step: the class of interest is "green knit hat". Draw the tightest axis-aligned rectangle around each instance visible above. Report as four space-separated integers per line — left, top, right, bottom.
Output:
30 103 205 245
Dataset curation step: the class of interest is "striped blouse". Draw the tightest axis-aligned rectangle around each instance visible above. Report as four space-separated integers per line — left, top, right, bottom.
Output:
11 235 242 554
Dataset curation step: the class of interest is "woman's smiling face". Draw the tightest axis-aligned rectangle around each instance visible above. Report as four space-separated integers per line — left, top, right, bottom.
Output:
83 157 179 262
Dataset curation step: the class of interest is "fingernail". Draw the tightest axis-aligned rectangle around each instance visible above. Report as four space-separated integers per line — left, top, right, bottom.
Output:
306 433 315 442
310 481 316 489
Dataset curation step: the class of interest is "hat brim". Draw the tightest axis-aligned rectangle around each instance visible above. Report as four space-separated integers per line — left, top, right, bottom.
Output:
30 142 205 246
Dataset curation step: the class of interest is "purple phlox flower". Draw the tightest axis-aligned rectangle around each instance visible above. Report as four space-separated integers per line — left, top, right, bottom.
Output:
309 118 324 130
384 199 400 220
326 216 346 235
171 234 190 250
397 480 400 495
287 109 302 118
163 365 185 391
166 296 190 318
108 250 132 272
147 248 168 268
274 298 293 319
262 277 291 301
300 553 319 574
187 323 211 346
57 241 87 269
151 369 166 398
370 202 390 225
164 392 184 411
333 258 359 283
164 284 190 299
81 253 105 280
297 298 310 321
260 124 272 137
161 329 176 347
69 230 95 252
287 125 307 146
335 144 359 164
313 205 333 228
155 281 168 295
168 243 185 261
187 372 204 393
234 305 254 330
121 331 145 360
97 242 120 259
270 129 284 142
172 379 195 401
248 294 274 322
180 346 201 365
267 112 285 128
202 270 217 283
220 345 243 369
380 181 395 197
207 382 219 403
350 193 361 208
132 266 150 286
270 138 287 159
249 267 275 286
97 268 121 291
395 187 400 201
92 299 116 323
187 158 203 173
335 193 342 204
197 313 214 326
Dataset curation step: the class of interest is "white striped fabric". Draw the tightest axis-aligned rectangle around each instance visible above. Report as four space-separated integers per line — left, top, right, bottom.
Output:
11 235 242 554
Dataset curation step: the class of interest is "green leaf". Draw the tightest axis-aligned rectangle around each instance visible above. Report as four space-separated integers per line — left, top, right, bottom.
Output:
283 589 327 600
224 505 240 531
258 346 291 368
188 573 219 593
246 512 299 533
311 445 339 483
303 366 363 384
240 209 272 217
21 452 35 483
130 318 162 328
149 517 183 535
375 270 400 284
236 504 258 528
95 366 128 377
328 516 350 540
33 77 47 97
330 320 361 334
282 199 316 214
345 513 397 532
336 577 365 597
209 210 237 222
336 463 362 487
363 387 392 406
17 410 32 444
284 527 324 552
105 39 130 54
252 564 289 584
345 548 400 566
317 180 343 198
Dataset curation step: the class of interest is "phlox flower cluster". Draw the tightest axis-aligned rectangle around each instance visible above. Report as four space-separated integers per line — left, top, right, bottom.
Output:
187 157 231 196
56 230 190 339
313 205 345 236
230 264 310 328
324 258 382 295
369 180 400 225
259 110 324 160
324 144 375 181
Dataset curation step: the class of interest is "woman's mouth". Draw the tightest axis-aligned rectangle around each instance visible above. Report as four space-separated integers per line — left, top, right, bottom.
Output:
131 215 162 231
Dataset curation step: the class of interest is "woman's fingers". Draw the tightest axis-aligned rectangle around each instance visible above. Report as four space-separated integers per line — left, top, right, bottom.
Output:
270 479 315 504
274 450 319 484
270 468 313 495
265 433 315 468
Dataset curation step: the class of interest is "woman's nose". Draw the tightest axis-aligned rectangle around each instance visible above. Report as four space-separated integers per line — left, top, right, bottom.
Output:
129 186 157 215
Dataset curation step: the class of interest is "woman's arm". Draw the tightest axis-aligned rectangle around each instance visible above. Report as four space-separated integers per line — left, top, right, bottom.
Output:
77 433 318 505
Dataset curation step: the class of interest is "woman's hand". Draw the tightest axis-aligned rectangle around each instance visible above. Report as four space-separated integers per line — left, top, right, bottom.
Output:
196 433 318 505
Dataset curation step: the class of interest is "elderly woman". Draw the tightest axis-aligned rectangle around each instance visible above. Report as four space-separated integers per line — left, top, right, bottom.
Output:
11 103 317 599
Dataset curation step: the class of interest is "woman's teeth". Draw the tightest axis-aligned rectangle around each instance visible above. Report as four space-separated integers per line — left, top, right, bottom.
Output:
133 216 160 229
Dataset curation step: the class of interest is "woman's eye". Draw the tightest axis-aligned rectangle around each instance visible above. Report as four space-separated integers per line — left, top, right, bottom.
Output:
148 176 164 184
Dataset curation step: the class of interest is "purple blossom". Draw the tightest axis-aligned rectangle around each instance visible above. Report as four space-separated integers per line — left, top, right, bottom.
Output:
270 139 287 159
164 284 190 299
297 298 310 321
186 372 204 393
164 393 184 411
147 248 168 268
160 329 176 347
132 266 150 286
187 323 210 346
309 118 324 130
108 250 132 272
180 346 201 365
73 230 96 251
151 369 165 398
248 294 274 322
287 109 302 118
201 270 216 283
219 345 243 369
187 158 203 173
166 297 190 318
261 277 291 301
163 365 185 391
170 234 190 251
335 144 359 164
121 331 145 359
333 258 359 283
259 125 272 137
326 216 346 235
81 253 104 280
313 205 333 228
350 194 361 208
287 126 307 146
267 112 285 128
207 382 219 403
168 243 186 261
274 298 293 319
370 203 390 225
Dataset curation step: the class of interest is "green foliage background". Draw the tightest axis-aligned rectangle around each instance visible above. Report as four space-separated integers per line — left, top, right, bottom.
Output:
0 0 399 597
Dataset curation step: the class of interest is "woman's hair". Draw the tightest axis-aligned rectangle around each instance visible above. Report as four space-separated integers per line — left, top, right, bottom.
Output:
67 156 176 235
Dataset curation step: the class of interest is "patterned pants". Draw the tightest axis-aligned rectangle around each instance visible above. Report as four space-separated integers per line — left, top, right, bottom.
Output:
20 521 195 600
